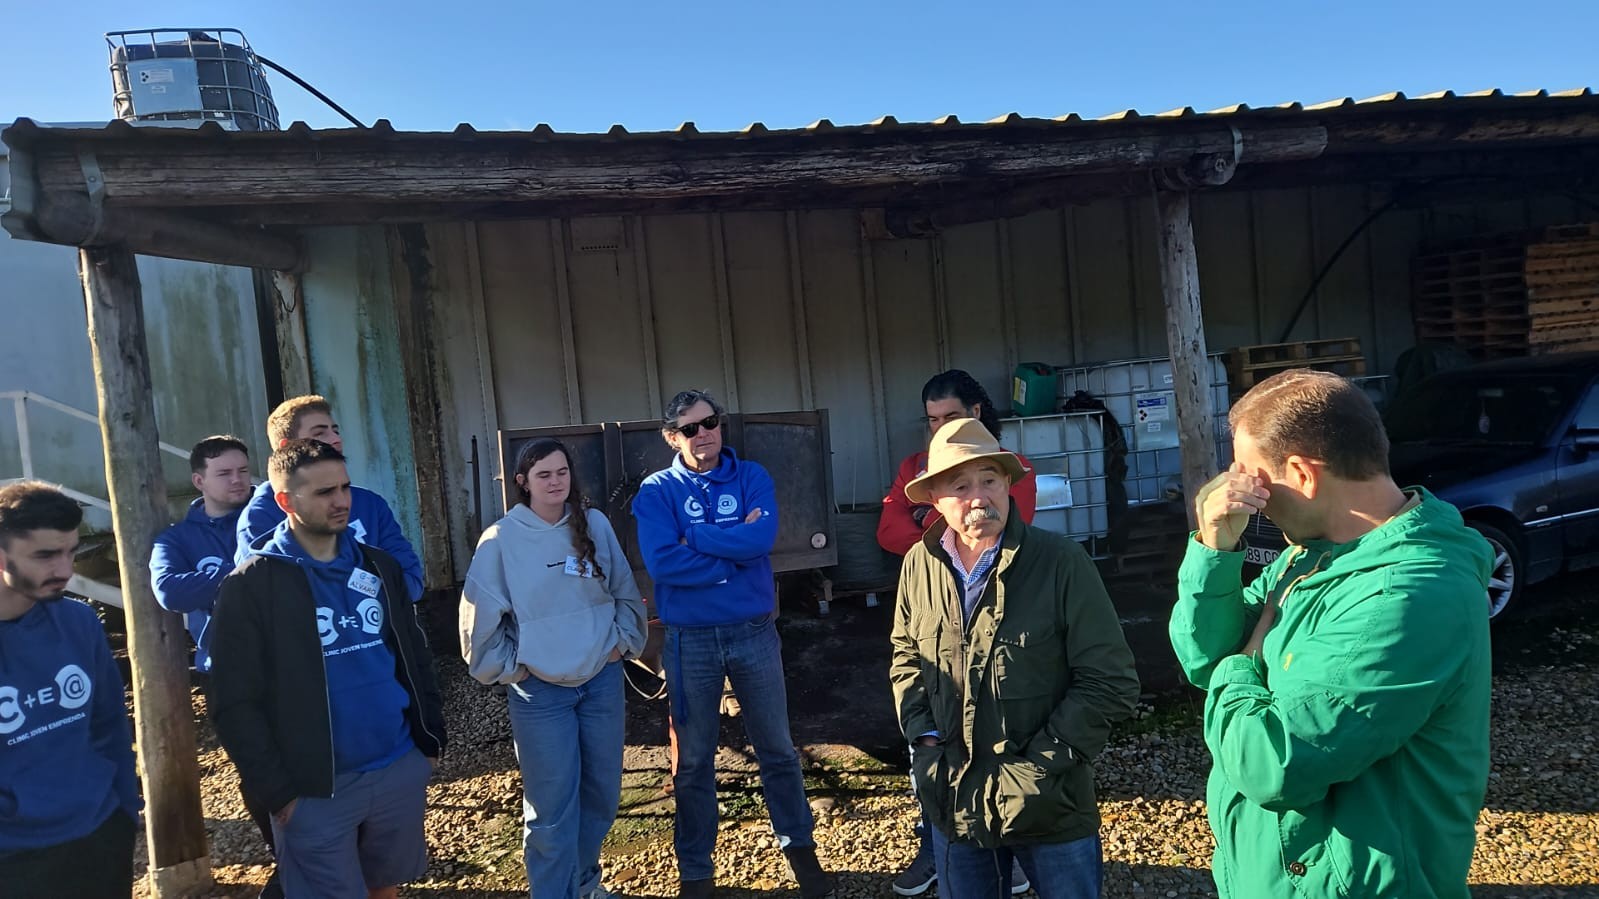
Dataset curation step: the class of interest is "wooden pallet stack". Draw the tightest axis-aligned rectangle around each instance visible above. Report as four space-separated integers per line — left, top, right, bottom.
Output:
1104 503 1188 587
1525 224 1599 354
1224 338 1367 393
1412 238 1529 358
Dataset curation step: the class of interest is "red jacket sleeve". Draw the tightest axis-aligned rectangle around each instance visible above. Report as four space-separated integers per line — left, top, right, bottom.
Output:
1011 450 1038 525
877 453 929 556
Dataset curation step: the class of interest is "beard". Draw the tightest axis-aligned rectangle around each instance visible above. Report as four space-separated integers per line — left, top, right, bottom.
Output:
963 506 1001 528
4 562 68 602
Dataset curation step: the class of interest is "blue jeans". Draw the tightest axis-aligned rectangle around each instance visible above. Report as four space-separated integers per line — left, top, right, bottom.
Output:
507 661 626 899
929 825 1102 899
665 613 814 882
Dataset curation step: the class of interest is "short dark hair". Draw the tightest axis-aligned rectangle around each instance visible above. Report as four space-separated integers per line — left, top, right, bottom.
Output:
0 481 83 548
267 395 333 447
190 435 250 474
662 389 725 429
268 439 346 492
1228 368 1389 480
922 369 1004 439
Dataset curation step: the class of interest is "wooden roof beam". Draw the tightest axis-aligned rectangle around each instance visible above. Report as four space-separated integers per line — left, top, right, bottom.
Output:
20 190 305 271
13 125 1331 210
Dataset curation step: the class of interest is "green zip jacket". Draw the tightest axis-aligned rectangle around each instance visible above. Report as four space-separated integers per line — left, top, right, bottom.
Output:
1170 488 1492 898
890 509 1139 849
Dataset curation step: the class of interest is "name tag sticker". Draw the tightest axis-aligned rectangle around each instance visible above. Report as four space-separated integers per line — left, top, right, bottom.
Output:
347 568 381 598
563 555 594 578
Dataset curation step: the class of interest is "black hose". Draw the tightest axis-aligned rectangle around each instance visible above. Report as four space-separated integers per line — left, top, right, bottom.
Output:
1275 181 1599 344
255 54 366 129
1276 197 1399 343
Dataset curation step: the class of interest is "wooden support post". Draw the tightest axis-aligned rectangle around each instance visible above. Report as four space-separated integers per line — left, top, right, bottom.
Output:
1154 190 1218 528
78 246 213 897
269 270 313 399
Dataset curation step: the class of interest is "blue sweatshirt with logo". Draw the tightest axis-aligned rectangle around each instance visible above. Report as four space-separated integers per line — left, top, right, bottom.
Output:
0 598 140 853
256 523 414 774
235 480 425 601
633 448 779 627
150 498 241 672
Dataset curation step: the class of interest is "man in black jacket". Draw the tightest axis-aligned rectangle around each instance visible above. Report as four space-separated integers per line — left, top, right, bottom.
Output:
211 440 446 899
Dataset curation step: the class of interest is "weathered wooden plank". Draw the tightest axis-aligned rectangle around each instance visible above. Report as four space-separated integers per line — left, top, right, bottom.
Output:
35 190 303 270
23 126 1331 208
78 246 213 896
1330 110 1599 150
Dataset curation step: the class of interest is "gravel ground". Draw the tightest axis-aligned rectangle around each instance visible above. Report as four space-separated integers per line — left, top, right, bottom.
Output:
132 585 1599 899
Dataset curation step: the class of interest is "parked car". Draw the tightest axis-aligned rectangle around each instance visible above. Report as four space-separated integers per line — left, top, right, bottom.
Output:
1384 353 1599 618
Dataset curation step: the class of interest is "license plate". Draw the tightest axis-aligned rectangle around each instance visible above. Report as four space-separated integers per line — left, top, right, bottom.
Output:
1244 545 1279 566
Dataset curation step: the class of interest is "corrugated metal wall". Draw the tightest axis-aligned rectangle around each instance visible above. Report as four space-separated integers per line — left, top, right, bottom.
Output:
378 186 1591 582
297 227 425 556
0 224 270 528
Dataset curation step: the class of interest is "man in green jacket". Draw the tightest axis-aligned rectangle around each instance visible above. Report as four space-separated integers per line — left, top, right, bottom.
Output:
1171 368 1493 898
889 418 1139 899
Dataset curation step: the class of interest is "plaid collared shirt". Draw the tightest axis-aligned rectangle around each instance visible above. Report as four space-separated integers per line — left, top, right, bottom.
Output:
939 527 1001 623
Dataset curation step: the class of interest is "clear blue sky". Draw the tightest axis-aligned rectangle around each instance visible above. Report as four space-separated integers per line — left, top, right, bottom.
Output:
3 1 1594 133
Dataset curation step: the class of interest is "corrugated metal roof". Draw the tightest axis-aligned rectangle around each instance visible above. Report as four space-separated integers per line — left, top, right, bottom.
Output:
6 86 1595 144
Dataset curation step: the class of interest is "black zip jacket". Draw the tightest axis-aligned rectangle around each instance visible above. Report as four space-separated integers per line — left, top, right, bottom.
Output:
209 542 446 816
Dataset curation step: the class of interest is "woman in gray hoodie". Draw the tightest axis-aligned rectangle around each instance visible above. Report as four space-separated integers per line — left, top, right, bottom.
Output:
460 438 648 899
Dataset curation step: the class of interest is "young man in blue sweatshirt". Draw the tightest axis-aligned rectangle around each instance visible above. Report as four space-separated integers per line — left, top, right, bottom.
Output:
211 440 446 899
0 481 140 898
151 435 254 674
633 390 833 899
234 395 425 601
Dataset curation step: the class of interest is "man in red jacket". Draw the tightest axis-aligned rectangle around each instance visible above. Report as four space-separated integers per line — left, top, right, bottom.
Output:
877 370 1036 895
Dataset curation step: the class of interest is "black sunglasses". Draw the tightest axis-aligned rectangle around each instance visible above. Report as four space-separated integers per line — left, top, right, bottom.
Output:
672 413 721 438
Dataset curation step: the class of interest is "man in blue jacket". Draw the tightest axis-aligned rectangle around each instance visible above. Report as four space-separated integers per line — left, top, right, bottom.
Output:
0 481 141 898
235 395 425 601
634 389 833 899
151 435 254 673
212 440 446 899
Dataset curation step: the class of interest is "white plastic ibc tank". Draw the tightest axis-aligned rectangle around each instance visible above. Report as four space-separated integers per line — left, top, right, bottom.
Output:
1055 354 1231 505
999 412 1109 540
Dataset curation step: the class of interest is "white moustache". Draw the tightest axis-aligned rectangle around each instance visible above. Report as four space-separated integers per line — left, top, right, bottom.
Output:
963 507 1000 527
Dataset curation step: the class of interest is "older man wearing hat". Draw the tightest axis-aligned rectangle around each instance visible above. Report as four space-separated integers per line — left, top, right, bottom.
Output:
888 417 1139 899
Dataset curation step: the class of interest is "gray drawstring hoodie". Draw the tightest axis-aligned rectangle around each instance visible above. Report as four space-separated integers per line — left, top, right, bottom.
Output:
459 503 647 687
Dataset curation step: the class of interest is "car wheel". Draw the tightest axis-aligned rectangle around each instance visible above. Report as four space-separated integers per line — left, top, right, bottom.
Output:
1469 522 1522 620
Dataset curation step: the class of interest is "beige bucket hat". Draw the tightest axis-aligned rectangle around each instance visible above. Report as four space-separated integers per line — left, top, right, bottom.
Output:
905 418 1026 505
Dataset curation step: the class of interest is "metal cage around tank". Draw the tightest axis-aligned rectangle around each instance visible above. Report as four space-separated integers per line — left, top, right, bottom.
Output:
106 28 280 131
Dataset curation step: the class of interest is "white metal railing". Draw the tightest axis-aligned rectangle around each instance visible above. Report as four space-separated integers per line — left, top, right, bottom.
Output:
1 390 191 513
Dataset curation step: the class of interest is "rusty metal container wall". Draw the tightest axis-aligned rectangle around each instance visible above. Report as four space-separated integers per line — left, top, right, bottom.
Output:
296 227 424 558
497 411 837 587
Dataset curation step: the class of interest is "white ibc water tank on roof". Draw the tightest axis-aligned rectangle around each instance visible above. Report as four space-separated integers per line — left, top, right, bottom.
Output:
106 28 279 131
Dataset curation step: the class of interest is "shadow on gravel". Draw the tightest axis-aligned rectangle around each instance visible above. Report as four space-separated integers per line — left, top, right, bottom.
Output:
399 883 524 889
1464 876 1599 889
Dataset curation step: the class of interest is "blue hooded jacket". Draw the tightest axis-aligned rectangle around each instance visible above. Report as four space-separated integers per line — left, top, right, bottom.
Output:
150 498 241 672
0 598 140 853
255 522 415 775
235 480 425 601
633 448 778 627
